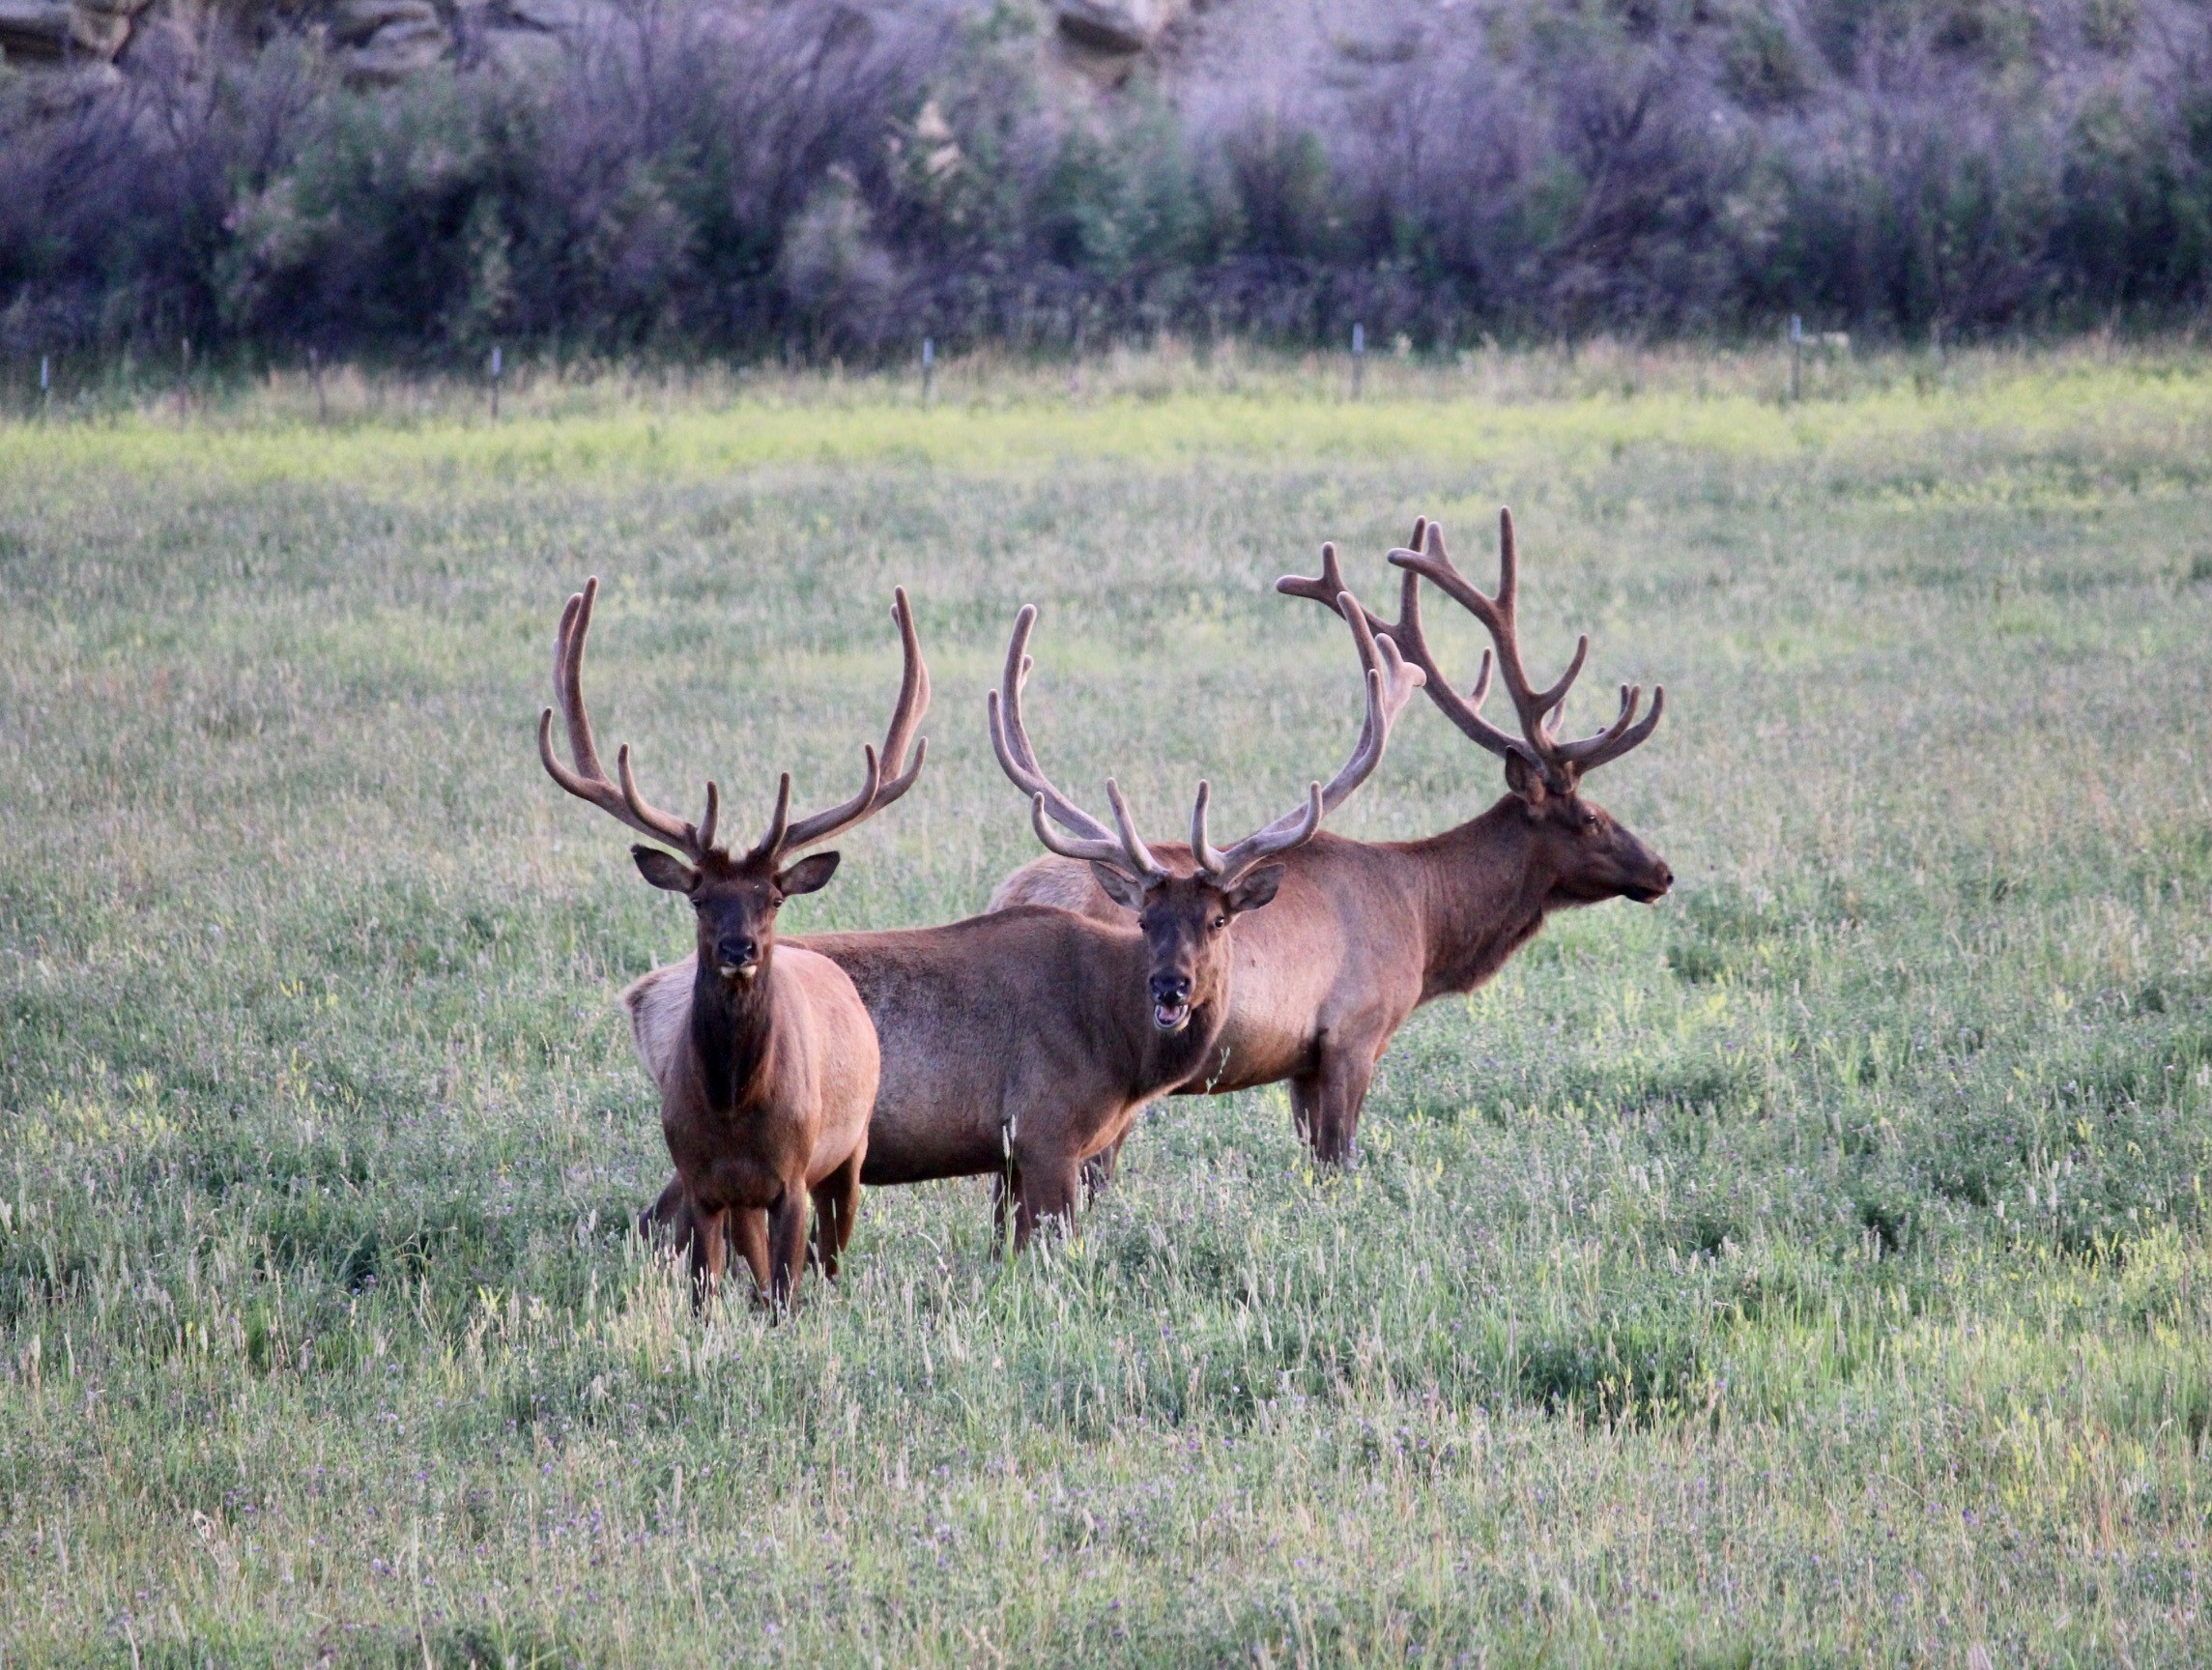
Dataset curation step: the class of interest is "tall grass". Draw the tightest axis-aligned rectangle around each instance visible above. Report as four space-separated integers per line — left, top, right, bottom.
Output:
1 343 2210 1664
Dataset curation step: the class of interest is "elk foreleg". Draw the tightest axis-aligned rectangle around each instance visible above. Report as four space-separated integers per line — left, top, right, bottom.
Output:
732 1209 771 1301
1013 1159 1083 1250
643 1173 740 1278
765 1190 810 1314
1292 1044 1379 1166
687 1200 732 1306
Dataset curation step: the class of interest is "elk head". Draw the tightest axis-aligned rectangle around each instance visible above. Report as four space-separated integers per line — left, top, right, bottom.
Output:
990 592 1419 1030
1280 509 1672 909
539 579 931 988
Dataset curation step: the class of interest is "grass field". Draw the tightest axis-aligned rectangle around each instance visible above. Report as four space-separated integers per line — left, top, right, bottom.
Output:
4 340 2212 1667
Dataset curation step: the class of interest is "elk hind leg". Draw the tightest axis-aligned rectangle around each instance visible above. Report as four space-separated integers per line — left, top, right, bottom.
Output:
1298 1046 1379 1166
639 1174 686 1242
808 1154 863 1282
1080 1131 1128 1199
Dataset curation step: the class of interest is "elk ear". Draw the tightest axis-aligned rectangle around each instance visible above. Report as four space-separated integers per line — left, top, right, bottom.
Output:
1090 863 1149 912
773 851 841 898
1221 863 1286 916
632 846 700 893
1504 751 1549 808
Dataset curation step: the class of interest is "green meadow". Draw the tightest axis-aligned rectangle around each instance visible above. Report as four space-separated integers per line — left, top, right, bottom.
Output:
3 341 2210 1666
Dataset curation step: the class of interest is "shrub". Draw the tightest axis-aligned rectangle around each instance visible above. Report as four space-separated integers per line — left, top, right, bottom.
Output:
4 0 2211 360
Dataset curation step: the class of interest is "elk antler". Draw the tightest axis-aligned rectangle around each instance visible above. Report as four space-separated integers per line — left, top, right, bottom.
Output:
540 580 932 864
758 585 933 859
990 606 1169 884
1282 512 1662 790
993 590 1414 889
539 577 720 859
1190 586 1423 878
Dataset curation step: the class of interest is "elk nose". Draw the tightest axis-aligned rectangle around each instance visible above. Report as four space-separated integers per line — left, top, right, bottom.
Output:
1149 974 1191 1005
716 936 760 970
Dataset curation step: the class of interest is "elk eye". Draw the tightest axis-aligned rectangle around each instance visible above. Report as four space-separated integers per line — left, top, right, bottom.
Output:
1212 916 1228 932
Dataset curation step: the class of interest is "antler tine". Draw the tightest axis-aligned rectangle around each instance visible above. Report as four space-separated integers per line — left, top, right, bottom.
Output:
874 586 932 797
554 587 605 783
1028 794 1144 871
988 605 1120 845
615 742 709 851
1391 510 1664 781
991 605 1169 885
772 744 883 857
1279 520 1531 765
1228 583 1424 858
1190 779 1223 875
1198 780 1324 885
1104 779 1169 881
1275 538 1395 642
538 577 712 856
1389 513 1579 735
1555 684 1665 771
746 772 793 862
1486 508 1589 715
1318 590 1423 811
1388 559 1526 761
767 587 933 858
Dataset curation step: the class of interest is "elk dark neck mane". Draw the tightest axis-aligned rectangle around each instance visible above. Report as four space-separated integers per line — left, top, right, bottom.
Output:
1407 797 1556 1000
685 959 782 1112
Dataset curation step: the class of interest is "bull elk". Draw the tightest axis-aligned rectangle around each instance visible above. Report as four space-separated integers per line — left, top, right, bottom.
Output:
991 508 1673 1166
541 578 931 1307
627 592 1419 1246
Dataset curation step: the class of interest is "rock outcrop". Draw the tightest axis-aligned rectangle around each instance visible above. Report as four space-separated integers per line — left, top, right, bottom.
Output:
326 0 442 80
1052 0 1181 54
0 0 150 61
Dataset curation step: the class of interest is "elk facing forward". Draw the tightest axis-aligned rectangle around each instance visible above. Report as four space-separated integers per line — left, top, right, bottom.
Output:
543 579 930 1306
991 510 1673 1165
629 591 1416 1244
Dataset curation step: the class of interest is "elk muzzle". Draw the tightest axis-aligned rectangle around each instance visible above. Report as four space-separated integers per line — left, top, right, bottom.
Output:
715 935 761 982
1621 839 1673 904
1148 973 1192 1032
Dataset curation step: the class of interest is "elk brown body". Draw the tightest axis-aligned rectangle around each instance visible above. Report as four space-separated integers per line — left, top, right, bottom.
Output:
991 510 1674 1166
541 579 931 1307
627 591 1417 1246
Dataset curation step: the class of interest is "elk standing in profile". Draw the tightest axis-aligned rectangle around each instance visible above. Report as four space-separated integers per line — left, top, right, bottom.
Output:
628 592 1419 1245
541 579 930 1306
991 509 1673 1166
